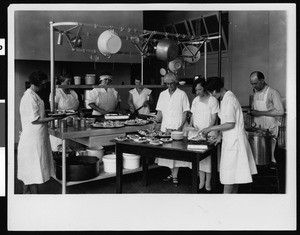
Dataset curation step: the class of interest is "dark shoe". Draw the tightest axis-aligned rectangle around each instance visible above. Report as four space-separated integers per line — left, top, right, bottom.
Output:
173 178 178 187
198 187 206 193
163 174 173 182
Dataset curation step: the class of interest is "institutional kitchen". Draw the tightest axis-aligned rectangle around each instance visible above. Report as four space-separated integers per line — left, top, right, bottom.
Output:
12 8 288 196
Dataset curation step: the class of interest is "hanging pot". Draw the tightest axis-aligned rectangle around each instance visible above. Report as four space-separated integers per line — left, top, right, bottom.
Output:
155 39 178 61
182 45 201 63
97 29 122 57
168 58 182 72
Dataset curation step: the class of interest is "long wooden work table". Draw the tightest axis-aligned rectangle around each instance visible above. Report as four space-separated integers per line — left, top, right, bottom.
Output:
115 138 218 194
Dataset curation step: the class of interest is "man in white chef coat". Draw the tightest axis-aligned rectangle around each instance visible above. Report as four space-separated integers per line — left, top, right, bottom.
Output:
89 72 121 115
154 72 190 186
249 71 285 163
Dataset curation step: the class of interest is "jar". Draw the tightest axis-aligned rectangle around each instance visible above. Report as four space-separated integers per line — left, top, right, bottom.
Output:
85 74 96 85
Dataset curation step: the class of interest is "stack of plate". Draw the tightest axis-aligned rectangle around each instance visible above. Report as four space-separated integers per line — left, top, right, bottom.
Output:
171 131 184 140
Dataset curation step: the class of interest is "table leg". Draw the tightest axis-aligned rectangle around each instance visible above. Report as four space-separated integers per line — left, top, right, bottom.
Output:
211 146 218 193
62 139 66 194
192 157 199 194
116 146 123 193
142 156 148 186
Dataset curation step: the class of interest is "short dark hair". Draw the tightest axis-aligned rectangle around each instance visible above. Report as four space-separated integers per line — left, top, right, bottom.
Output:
56 74 72 85
133 75 141 81
29 71 48 86
193 76 207 90
205 76 224 93
100 71 112 77
250 71 265 80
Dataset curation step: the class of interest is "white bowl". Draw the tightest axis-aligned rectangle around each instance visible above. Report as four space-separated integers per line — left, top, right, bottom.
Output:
179 81 186 85
171 131 184 140
86 146 104 162
102 154 116 173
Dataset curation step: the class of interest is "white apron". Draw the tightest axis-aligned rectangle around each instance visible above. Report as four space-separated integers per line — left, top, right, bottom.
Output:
57 90 79 111
130 88 151 115
218 91 257 184
18 89 54 185
253 87 278 162
92 89 118 115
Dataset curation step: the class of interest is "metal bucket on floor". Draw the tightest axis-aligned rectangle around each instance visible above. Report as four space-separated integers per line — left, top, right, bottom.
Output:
246 128 273 165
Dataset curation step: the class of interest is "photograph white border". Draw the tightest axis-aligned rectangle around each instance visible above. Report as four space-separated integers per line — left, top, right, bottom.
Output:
7 3 297 231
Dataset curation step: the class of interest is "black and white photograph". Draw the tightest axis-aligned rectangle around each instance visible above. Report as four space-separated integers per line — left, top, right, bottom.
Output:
3 2 296 232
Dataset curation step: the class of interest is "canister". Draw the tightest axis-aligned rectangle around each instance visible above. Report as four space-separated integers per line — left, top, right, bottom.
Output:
74 76 81 85
73 117 81 128
60 119 68 132
80 118 86 128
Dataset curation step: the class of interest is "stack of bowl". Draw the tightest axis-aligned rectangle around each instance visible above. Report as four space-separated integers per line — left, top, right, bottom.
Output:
171 131 184 140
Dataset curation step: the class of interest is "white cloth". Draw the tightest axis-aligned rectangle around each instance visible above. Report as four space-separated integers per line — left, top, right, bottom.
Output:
253 86 280 162
49 88 79 111
129 88 152 115
17 89 54 185
218 91 257 184
155 88 190 168
89 88 120 115
187 96 219 172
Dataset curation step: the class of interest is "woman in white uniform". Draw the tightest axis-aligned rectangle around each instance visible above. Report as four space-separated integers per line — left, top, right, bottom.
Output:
201 77 257 194
88 72 121 115
186 77 219 192
128 76 153 115
49 75 80 151
154 72 190 187
18 71 57 194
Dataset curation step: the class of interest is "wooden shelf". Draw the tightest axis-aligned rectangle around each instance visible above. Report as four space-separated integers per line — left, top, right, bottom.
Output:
53 163 160 186
57 84 192 89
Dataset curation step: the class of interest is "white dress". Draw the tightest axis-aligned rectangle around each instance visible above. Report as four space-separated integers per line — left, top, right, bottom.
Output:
18 89 54 185
155 88 190 168
89 88 120 115
49 88 79 151
129 88 152 115
218 91 257 184
188 96 219 173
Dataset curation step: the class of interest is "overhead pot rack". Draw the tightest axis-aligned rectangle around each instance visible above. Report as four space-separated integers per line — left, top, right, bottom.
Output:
49 13 223 111
50 21 220 61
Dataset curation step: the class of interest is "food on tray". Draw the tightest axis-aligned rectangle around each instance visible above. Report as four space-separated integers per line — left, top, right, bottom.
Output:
115 136 128 141
124 118 148 126
127 134 140 140
149 139 163 145
134 137 148 143
158 132 171 137
160 138 173 143
92 121 125 128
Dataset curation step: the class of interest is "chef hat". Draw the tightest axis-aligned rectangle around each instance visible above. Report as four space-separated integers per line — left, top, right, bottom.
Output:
99 74 112 81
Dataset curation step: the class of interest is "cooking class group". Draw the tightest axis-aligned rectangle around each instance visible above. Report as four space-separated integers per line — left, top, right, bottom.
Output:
15 10 286 195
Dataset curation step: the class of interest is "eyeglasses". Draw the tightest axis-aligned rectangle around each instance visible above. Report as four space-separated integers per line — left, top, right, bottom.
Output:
165 82 176 86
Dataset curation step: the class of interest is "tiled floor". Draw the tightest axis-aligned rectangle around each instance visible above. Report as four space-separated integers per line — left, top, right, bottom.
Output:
14 163 283 194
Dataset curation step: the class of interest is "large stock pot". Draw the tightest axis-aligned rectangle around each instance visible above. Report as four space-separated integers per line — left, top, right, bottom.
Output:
155 39 179 61
245 128 273 165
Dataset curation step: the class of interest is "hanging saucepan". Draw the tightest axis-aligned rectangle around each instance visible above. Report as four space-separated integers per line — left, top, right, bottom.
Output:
182 45 201 63
168 58 183 73
155 39 179 61
97 29 122 57
71 36 82 48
